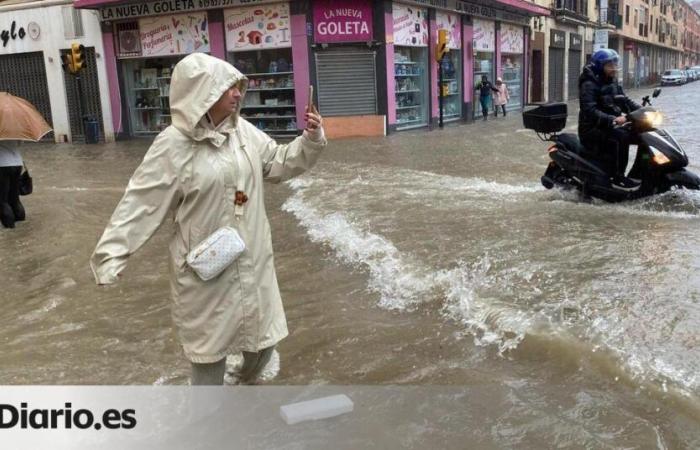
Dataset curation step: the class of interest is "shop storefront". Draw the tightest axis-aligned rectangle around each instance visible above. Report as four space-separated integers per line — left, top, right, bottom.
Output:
434 11 462 122
472 18 495 119
392 3 430 130
568 33 582 100
499 22 524 111
311 0 377 120
114 12 210 135
225 3 296 138
548 29 566 102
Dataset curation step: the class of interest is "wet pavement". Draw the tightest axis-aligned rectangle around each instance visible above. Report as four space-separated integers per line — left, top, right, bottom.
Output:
2 83 700 447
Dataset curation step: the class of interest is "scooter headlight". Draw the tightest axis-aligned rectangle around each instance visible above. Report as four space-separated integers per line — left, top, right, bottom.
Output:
650 146 671 165
644 111 663 127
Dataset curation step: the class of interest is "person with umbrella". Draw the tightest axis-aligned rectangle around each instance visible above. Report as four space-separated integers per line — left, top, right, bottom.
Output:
0 92 52 228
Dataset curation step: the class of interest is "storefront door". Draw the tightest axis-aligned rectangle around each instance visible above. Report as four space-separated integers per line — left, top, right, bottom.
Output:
472 18 495 119
500 23 525 111
393 3 430 130
548 30 566 102
436 11 462 121
567 33 582 100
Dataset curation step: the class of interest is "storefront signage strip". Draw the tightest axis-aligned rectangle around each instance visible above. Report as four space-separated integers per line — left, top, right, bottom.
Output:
397 0 530 25
1 21 26 48
99 0 281 21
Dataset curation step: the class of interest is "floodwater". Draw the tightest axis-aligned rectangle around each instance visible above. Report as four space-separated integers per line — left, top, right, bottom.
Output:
2 84 700 448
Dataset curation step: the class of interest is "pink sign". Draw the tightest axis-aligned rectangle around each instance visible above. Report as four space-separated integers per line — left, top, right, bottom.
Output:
313 0 373 44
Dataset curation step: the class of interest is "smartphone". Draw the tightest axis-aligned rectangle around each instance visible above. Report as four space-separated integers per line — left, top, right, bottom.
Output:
308 85 314 110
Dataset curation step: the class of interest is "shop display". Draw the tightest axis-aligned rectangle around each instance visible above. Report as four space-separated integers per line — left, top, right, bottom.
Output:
230 42 296 136
394 47 428 129
123 57 180 134
501 55 522 110
440 52 462 120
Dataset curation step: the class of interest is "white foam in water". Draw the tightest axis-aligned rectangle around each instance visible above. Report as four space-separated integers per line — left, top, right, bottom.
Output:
283 181 533 351
280 394 354 425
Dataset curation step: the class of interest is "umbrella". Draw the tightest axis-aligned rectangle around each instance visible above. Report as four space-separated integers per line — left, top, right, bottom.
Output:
0 92 52 141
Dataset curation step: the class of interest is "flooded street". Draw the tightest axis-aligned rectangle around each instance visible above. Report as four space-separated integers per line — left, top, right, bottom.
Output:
2 83 700 447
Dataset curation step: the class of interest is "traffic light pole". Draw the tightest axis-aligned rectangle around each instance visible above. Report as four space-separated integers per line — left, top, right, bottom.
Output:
438 55 444 129
75 73 86 141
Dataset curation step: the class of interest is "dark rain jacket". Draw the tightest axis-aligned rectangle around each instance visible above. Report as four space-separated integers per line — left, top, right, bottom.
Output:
578 65 641 148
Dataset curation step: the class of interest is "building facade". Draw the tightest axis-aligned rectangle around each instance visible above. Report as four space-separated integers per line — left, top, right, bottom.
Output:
0 0 115 143
73 0 549 138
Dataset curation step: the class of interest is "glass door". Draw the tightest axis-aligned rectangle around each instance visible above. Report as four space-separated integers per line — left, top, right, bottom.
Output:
395 46 429 130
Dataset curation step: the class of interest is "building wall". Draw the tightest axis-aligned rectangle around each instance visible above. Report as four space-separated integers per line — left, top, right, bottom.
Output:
0 2 114 142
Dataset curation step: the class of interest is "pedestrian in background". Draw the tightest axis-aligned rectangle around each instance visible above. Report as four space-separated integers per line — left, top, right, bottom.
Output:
90 53 326 385
475 75 498 121
493 77 510 118
0 140 25 229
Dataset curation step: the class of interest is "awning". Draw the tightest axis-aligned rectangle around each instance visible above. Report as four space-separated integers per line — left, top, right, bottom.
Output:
496 0 550 16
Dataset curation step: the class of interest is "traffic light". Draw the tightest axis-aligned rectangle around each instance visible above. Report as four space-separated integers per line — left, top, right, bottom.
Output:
70 43 85 73
436 29 449 62
61 52 74 74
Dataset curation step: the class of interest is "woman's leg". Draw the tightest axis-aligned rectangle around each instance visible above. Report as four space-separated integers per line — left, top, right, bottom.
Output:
494 103 499 117
0 167 15 228
480 97 488 120
239 346 275 384
8 167 24 221
191 358 226 385
502 105 507 116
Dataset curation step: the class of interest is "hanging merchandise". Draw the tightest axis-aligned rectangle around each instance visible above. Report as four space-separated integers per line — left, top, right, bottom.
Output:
225 3 296 138
393 3 429 130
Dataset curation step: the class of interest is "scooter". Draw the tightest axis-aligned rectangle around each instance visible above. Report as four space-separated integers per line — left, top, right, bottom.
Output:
523 88 700 202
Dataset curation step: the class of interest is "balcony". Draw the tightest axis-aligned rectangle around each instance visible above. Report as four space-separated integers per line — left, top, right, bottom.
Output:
600 8 623 29
553 0 590 24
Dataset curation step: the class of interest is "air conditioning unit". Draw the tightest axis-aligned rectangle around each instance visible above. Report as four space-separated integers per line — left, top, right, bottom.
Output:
119 29 141 55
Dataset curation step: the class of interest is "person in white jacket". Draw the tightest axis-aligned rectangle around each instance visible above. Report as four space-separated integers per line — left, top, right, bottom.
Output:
90 53 326 385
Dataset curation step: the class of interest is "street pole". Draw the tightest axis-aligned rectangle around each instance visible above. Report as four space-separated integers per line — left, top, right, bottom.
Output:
439 55 444 129
75 73 86 142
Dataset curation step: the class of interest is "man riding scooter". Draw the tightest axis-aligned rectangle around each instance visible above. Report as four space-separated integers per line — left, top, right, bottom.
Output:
578 48 641 190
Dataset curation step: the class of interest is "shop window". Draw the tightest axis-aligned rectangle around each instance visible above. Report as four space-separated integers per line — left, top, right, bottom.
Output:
229 48 296 138
394 46 429 129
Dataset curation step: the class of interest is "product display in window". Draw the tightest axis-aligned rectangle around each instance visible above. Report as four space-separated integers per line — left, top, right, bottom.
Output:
394 47 429 129
501 55 523 110
123 57 180 134
230 48 297 137
439 52 462 120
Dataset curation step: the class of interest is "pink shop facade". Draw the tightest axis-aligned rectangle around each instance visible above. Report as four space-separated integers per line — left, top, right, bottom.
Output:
74 0 549 137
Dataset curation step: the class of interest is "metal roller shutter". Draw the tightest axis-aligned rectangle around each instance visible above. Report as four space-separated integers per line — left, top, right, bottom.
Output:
568 50 582 100
61 46 105 140
315 50 377 116
548 47 565 102
0 51 53 140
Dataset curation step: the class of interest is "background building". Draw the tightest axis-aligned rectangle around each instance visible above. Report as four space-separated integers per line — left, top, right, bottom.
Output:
0 0 115 143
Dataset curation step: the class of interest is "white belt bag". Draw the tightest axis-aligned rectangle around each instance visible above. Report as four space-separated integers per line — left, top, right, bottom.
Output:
186 226 246 281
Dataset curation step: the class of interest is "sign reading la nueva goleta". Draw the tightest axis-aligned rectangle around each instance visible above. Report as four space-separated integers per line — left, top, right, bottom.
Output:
99 0 281 21
313 0 373 44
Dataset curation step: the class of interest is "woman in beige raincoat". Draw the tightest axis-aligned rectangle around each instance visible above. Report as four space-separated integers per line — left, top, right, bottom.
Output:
90 53 326 385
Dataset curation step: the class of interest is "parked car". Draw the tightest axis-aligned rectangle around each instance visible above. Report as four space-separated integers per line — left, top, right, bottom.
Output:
686 69 696 81
661 69 686 85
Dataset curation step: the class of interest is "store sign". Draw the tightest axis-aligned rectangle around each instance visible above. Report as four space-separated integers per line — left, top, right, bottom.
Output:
313 0 373 44
472 18 495 52
397 0 531 24
594 29 609 50
500 23 523 54
570 33 582 50
392 4 428 47
435 11 461 49
99 0 282 21
1 21 27 48
139 12 210 56
550 29 566 49
224 3 291 50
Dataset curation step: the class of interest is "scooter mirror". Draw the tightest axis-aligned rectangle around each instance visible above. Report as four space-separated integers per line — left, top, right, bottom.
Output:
653 87 662 98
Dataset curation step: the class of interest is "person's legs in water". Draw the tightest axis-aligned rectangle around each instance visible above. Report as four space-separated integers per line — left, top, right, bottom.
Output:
0 167 16 228
501 105 507 116
191 358 226 385
480 96 488 120
494 104 499 117
238 346 275 384
8 167 24 221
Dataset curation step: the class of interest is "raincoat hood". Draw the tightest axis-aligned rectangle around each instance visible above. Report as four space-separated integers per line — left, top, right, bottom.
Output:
170 53 248 143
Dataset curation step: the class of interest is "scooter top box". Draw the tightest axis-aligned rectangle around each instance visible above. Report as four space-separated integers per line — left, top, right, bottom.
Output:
523 103 568 133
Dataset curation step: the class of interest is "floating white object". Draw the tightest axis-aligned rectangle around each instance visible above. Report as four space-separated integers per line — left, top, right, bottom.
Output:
280 394 354 425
